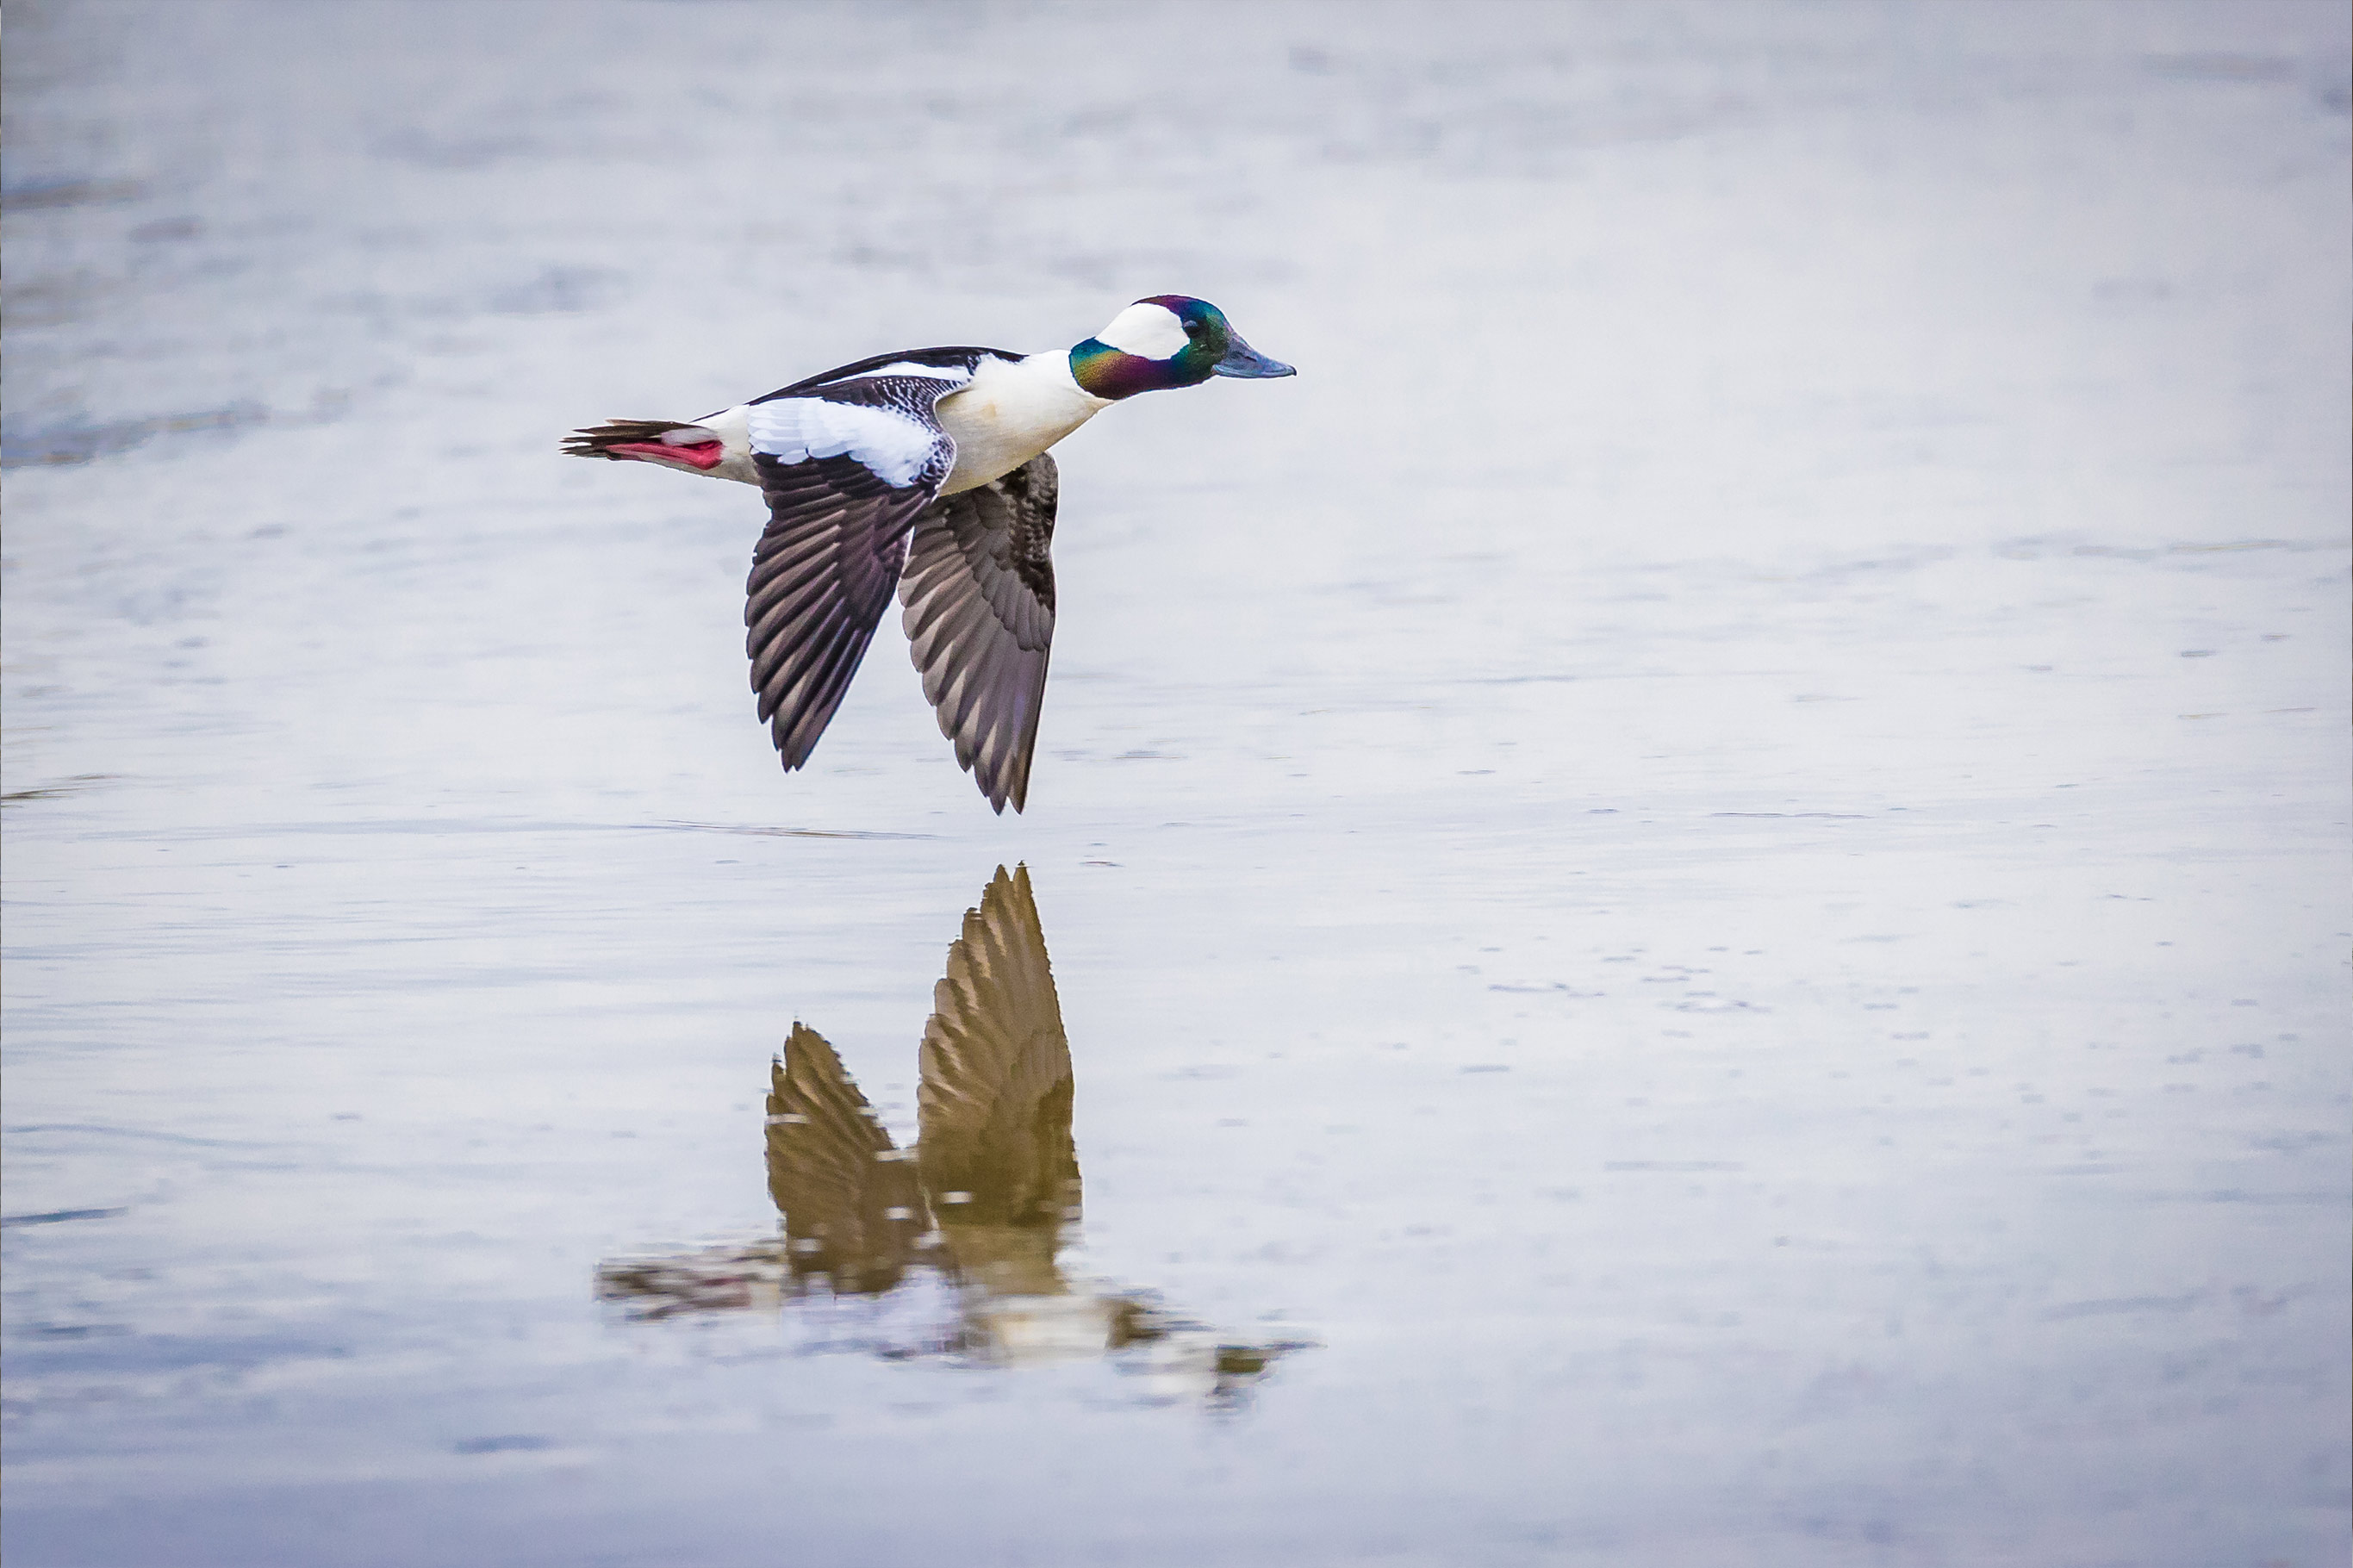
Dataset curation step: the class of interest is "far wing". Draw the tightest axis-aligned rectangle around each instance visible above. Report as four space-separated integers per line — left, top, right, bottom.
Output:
898 455 1059 814
744 375 963 769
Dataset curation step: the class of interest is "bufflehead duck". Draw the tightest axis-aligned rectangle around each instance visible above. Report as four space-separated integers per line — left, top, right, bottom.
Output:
563 296 1294 812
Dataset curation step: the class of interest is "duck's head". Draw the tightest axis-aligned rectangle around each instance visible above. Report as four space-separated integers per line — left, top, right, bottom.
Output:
1069 296 1295 401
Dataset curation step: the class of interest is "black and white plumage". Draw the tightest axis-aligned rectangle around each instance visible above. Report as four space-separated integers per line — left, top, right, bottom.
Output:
565 298 1292 812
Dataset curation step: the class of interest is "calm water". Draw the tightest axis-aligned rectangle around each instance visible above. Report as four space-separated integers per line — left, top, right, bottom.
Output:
4 3 2349 1564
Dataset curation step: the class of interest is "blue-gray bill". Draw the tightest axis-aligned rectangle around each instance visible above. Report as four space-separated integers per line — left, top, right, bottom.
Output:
1212 336 1296 378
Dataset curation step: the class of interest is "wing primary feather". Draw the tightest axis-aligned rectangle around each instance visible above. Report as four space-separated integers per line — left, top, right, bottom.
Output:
740 443 938 771
769 619 868 765
747 571 842 653
894 456 1059 812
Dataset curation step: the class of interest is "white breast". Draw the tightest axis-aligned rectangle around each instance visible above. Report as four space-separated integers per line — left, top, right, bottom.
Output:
934 353 1110 495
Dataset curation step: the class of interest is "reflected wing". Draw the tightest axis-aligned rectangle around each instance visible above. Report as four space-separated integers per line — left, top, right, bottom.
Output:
899 455 1059 814
916 865 1079 1231
744 375 961 769
767 1023 925 1295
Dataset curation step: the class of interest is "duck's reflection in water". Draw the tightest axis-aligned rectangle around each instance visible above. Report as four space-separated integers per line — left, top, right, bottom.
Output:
597 866 1306 1407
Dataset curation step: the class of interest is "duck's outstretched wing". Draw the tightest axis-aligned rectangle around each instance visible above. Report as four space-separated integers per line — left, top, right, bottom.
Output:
744 366 974 769
766 1023 926 1296
899 455 1059 814
916 865 1079 1232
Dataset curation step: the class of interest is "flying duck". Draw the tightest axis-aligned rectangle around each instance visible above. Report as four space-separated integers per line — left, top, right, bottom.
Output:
563 296 1294 812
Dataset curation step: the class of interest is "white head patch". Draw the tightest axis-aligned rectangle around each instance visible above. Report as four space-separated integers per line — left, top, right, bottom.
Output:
1094 302 1188 361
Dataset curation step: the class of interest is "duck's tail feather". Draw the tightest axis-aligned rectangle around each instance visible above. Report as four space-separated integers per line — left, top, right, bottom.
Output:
562 419 712 458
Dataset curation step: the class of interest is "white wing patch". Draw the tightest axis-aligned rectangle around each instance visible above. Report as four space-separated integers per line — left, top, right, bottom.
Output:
845 361 974 383
745 397 939 488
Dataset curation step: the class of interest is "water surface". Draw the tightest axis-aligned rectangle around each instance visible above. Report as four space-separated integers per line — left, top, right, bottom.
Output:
4 3 2348 1564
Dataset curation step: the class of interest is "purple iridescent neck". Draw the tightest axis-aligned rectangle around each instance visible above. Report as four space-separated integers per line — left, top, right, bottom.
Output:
1070 338 1183 400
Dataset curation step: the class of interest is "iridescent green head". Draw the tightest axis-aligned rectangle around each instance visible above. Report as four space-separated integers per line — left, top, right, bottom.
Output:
1069 296 1296 401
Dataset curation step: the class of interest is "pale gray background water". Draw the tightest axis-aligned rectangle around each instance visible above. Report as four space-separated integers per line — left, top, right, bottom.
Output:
3 3 2348 1565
